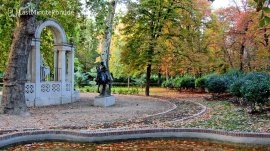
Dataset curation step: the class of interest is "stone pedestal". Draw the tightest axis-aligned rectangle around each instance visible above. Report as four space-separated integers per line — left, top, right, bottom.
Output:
94 95 115 107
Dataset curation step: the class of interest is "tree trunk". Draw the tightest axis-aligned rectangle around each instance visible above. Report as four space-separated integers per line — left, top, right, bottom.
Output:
100 1 116 96
165 67 169 81
263 27 269 47
239 19 251 71
101 0 116 68
1 0 37 114
145 63 151 96
145 41 154 96
239 44 245 71
127 76 130 88
158 69 161 86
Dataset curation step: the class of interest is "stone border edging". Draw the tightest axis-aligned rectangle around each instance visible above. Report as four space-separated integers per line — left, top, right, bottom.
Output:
145 98 177 118
166 101 207 124
0 128 270 148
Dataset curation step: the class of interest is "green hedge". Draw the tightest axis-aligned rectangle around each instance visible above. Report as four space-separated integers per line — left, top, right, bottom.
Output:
161 75 195 90
195 76 207 89
79 86 139 95
205 75 227 94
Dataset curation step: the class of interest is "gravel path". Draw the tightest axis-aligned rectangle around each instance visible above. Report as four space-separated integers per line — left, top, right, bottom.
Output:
0 93 206 132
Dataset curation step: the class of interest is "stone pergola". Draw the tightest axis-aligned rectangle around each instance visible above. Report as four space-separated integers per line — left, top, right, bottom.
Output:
25 19 79 107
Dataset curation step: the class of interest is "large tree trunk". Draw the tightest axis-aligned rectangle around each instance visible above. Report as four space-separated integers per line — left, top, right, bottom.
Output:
101 0 116 67
239 44 245 71
145 63 151 96
1 0 37 114
239 19 251 71
100 1 116 96
145 41 154 96
157 69 161 86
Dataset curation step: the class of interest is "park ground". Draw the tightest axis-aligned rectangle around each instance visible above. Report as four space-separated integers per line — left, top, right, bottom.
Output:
0 88 269 134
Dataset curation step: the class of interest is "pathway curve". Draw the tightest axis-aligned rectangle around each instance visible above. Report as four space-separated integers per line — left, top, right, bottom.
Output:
0 93 207 133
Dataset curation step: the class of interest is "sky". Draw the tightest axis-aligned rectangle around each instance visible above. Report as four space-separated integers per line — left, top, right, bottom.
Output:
211 0 241 9
81 0 243 17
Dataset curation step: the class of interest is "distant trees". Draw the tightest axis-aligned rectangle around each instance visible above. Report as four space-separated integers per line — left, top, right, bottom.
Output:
210 0 270 72
120 0 212 95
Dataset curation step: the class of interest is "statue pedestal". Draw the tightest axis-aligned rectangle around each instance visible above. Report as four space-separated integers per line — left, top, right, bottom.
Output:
94 95 115 107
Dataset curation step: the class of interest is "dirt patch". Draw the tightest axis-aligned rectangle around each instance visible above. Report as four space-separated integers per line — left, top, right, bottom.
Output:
0 93 175 130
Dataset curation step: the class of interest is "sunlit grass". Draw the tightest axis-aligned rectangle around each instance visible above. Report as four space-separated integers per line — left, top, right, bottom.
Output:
78 86 176 95
181 100 270 132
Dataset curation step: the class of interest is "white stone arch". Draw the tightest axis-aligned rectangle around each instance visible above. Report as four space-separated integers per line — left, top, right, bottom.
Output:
35 19 67 44
25 19 78 107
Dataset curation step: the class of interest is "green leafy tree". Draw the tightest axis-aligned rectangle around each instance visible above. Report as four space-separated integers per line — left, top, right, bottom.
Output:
254 0 270 26
0 1 20 71
121 0 200 96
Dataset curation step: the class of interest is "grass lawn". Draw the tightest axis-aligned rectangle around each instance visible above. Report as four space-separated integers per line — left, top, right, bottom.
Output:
181 100 270 132
137 87 270 132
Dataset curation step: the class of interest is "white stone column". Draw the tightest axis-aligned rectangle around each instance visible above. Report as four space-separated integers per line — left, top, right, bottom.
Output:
34 40 41 83
53 48 58 81
59 49 66 82
71 47 75 92
66 51 72 82
60 47 66 104
32 39 41 105
26 51 31 82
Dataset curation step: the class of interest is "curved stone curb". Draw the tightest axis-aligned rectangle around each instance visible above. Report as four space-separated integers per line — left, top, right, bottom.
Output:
165 101 207 124
145 99 177 118
0 128 270 148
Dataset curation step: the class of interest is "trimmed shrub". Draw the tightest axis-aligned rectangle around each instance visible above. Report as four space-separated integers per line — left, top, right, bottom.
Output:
180 76 195 89
80 86 96 93
112 87 139 95
242 72 269 82
222 70 244 91
240 79 270 111
239 72 270 112
195 77 207 89
206 76 227 94
162 79 174 88
133 76 146 87
229 80 243 97
173 77 182 88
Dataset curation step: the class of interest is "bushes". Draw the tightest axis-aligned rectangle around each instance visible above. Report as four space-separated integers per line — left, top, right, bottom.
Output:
79 86 139 95
180 76 195 89
161 75 195 90
238 72 270 112
222 70 244 87
79 71 270 113
161 79 174 88
112 87 139 95
173 77 182 88
205 75 227 94
240 79 270 111
195 77 206 89
80 86 96 93
227 72 270 113
229 80 243 97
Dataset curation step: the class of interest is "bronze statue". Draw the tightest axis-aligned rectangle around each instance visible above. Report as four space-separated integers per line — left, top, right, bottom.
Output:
96 62 113 96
